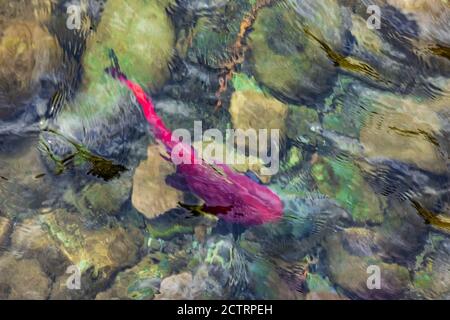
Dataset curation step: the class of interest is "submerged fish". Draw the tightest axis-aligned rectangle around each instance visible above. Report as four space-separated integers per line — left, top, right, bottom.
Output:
106 51 283 225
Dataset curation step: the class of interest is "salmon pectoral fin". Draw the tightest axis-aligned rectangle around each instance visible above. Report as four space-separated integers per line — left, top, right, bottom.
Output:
202 204 233 215
178 202 206 217
178 202 233 217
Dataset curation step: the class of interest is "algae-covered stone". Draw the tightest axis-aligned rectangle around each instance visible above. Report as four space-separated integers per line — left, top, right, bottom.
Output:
41 210 142 273
249 0 348 103
82 178 131 214
280 146 303 171
339 1 450 84
64 176 132 217
187 0 250 69
413 237 450 299
147 221 195 241
39 209 143 298
96 253 172 300
132 144 184 219
157 235 251 299
306 273 347 300
325 229 411 299
311 157 385 224
286 105 319 144
0 254 51 300
248 258 303 299
321 76 367 138
339 227 379 257
144 206 216 243
62 0 175 120
83 0 174 90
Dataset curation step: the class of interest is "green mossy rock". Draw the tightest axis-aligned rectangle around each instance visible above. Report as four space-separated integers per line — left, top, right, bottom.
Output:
38 209 144 298
311 157 385 224
64 177 132 217
63 0 175 120
413 236 450 299
96 253 172 300
187 0 252 68
84 0 174 89
249 0 347 103
286 105 319 144
322 76 366 138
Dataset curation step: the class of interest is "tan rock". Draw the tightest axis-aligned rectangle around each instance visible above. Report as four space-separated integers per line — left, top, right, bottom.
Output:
386 0 446 12
0 20 62 118
229 90 287 156
229 90 288 178
155 272 193 300
350 14 383 55
40 210 143 280
132 144 184 219
369 0 450 44
325 230 411 299
10 217 68 277
360 95 447 174
0 216 11 246
44 207 144 299
0 254 51 300
0 0 55 23
154 266 224 300
194 225 207 243
385 0 448 26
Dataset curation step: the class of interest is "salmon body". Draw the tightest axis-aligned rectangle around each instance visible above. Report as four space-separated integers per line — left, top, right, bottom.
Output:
111 72 283 225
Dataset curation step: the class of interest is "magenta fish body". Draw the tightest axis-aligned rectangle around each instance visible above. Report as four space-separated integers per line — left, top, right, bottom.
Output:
111 73 283 225
177 162 284 225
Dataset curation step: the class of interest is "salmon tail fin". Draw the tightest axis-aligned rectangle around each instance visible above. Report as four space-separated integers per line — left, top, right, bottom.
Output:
105 48 127 81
